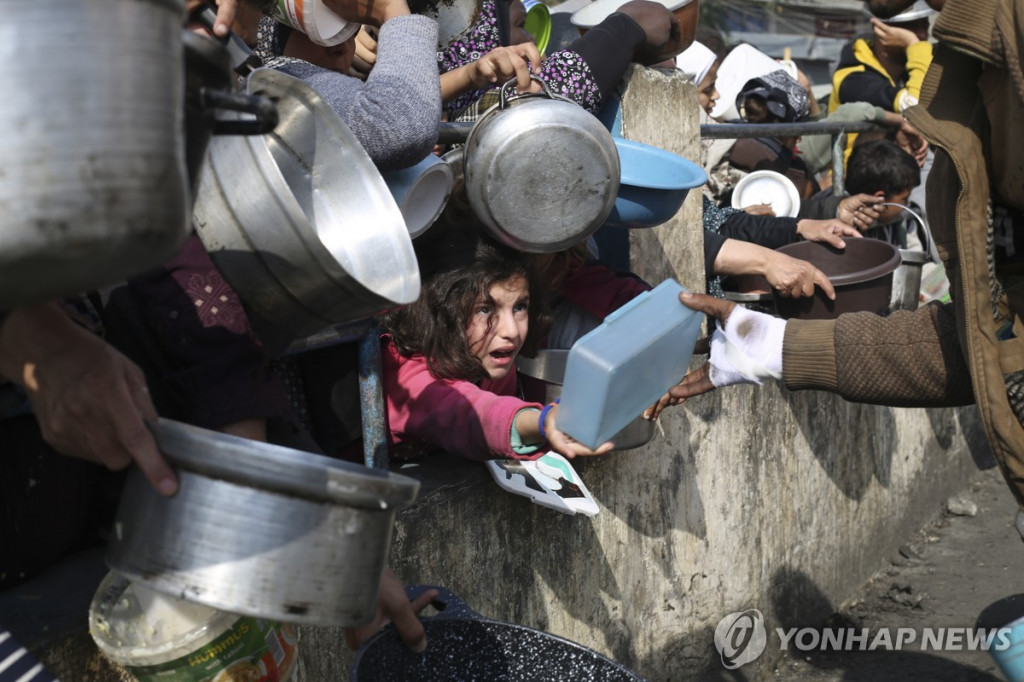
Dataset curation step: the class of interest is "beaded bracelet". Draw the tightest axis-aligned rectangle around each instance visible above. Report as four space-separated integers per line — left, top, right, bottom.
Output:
537 398 560 441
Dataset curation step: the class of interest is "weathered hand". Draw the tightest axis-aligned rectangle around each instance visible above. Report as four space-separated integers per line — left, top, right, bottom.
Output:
615 0 681 65
796 218 861 248
644 336 713 420
0 304 176 495
763 251 835 300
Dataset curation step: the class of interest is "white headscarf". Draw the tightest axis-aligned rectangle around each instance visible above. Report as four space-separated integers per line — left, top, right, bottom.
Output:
675 41 716 86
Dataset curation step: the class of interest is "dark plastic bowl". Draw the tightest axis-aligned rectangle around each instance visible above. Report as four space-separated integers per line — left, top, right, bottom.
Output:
604 138 706 229
772 238 901 320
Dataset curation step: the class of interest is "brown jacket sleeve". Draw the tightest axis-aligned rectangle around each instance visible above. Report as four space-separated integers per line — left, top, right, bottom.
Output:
782 301 974 407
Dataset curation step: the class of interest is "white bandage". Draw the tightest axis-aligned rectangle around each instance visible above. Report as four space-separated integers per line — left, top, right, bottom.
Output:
707 305 787 388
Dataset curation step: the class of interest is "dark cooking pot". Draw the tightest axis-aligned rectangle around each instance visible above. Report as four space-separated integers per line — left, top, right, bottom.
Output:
351 586 646 681
773 238 902 320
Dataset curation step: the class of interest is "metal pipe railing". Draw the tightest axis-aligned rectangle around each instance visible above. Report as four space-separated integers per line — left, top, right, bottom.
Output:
440 119 885 195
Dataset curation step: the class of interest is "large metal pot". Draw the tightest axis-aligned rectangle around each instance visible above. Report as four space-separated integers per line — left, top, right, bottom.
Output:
0 0 191 308
106 419 420 626
193 68 420 342
464 77 620 253
516 349 656 451
351 586 646 681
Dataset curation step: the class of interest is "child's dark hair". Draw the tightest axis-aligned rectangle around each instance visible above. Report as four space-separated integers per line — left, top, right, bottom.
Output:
845 139 920 197
384 183 550 382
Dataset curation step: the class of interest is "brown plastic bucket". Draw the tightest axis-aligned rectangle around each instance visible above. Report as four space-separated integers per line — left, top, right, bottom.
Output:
772 239 901 320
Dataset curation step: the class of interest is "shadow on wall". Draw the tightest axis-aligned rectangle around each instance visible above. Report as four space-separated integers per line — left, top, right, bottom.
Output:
944 404 997 470
783 388 897 500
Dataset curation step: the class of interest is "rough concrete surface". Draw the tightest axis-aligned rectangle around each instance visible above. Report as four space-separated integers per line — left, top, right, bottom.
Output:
772 464 1023 681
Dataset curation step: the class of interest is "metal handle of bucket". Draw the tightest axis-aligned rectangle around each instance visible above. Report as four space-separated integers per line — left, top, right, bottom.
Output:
404 585 486 622
876 203 941 265
497 74 572 109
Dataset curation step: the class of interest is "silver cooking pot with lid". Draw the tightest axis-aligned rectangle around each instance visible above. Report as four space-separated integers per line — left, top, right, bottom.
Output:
464 77 620 253
0 0 190 308
106 418 420 626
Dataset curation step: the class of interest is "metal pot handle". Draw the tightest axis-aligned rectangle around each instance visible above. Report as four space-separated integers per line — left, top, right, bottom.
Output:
404 585 485 622
498 74 572 110
203 88 279 136
876 203 940 264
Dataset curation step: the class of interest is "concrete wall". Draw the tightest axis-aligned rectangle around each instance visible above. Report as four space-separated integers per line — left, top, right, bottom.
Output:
294 66 988 680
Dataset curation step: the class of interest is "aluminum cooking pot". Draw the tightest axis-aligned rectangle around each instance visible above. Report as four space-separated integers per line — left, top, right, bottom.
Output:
351 586 646 681
464 77 620 253
106 419 420 626
0 0 190 308
193 68 420 343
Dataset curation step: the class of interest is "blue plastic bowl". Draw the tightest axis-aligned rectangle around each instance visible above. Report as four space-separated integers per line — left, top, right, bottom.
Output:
605 138 707 229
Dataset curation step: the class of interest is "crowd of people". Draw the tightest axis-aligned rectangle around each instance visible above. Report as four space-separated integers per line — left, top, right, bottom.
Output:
1 0 1022 675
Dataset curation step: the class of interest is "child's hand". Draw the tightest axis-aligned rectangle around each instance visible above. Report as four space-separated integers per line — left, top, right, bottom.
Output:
838 194 885 231
870 17 920 49
467 45 543 92
349 26 378 80
344 568 437 653
542 403 615 458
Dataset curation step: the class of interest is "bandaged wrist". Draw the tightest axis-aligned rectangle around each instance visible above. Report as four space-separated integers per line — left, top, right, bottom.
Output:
708 305 787 387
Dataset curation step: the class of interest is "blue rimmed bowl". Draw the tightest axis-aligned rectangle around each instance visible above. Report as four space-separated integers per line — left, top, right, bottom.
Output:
605 138 707 229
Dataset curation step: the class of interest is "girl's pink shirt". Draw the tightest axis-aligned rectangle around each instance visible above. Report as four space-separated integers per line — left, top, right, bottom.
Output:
382 340 544 461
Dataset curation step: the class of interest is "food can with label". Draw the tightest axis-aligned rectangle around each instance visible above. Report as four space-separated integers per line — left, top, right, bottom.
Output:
89 572 298 682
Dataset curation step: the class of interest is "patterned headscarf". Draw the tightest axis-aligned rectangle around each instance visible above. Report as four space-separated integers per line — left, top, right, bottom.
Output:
736 69 809 123
437 0 502 74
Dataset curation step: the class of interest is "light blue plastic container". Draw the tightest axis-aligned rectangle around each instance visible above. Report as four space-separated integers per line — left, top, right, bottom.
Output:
991 614 1024 681
557 279 703 449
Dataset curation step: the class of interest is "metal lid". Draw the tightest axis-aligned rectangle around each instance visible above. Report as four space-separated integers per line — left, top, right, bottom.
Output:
148 418 419 510
866 0 936 22
570 0 695 29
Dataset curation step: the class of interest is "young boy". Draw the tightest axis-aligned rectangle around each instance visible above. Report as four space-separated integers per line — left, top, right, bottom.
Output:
800 139 922 249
